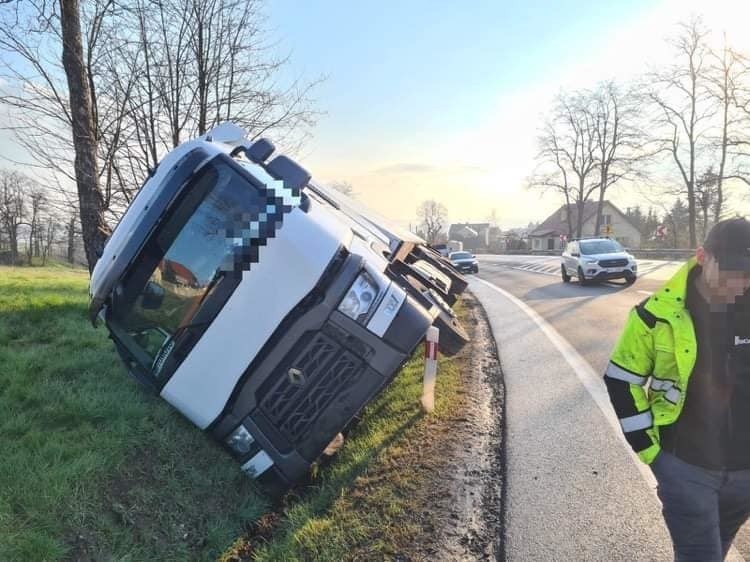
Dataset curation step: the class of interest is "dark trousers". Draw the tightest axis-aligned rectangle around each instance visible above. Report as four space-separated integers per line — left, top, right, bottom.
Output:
651 451 750 561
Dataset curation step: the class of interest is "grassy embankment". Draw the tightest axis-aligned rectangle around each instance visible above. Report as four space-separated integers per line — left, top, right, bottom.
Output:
0 264 466 561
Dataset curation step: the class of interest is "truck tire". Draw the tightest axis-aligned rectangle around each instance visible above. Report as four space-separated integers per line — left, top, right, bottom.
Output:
433 310 470 357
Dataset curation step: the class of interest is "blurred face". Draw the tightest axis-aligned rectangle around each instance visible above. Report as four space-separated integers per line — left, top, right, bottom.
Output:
696 247 750 304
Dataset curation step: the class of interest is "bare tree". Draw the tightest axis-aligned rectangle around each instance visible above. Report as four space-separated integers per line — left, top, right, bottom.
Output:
0 170 27 264
646 17 714 248
65 213 79 264
417 200 448 244
704 38 747 221
60 0 111 271
26 189 45 265
0 0 322 270
528 91 599 238
589 81 652 235
40 216 59 266
725 52 750 188
695 167 719 240
527 125 574 237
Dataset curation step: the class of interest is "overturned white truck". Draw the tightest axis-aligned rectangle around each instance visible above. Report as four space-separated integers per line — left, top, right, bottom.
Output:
89 124 468 487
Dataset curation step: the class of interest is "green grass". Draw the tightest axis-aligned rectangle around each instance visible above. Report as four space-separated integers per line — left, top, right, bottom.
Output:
0 265 467 562
0 266 267 561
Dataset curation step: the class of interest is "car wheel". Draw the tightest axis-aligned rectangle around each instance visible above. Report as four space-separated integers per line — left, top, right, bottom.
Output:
577 267 588 286
472 265 479 274
561 265 571 283
625 272 637 285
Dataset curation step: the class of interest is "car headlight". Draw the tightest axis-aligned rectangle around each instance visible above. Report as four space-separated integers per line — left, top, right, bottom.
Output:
226 425 255 455
583 258 598 264
338 271 379 323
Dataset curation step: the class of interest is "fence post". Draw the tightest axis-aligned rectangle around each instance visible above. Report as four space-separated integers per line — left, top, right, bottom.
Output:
421 326 440 413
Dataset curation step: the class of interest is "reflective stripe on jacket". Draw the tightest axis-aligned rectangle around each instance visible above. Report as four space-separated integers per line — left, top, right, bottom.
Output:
604 258 698 464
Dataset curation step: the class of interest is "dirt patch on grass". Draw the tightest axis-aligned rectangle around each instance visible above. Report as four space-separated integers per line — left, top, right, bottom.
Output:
390 290 507 561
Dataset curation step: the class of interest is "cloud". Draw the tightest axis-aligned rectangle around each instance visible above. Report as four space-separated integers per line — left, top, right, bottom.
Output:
370 163 436 175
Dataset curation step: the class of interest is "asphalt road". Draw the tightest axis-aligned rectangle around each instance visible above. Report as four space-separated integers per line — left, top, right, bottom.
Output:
469 255 748 562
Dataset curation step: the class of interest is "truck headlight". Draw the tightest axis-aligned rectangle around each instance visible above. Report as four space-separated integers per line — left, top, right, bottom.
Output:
226 425 255 455
338 271 379 323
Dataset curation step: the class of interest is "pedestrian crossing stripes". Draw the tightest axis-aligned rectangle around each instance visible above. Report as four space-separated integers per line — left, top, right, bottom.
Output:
479 256 685 282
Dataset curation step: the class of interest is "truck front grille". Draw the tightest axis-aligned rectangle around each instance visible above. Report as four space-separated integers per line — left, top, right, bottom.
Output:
598 258 628 268
258 330 365 445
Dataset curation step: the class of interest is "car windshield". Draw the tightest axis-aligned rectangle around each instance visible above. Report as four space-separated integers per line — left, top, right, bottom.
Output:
451 252 472 260
579 240 623 255
110 157 277 375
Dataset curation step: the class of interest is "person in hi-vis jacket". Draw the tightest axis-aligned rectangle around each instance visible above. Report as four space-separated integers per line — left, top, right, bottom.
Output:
605 218 750 562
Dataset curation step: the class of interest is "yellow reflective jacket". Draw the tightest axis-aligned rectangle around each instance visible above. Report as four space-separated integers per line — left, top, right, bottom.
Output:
604 258 698 464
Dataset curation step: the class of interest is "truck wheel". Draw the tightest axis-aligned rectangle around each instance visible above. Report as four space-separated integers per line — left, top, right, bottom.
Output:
433 311 470 357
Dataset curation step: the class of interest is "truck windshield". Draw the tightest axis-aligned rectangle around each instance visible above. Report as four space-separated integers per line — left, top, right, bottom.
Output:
579 240 623 255
109 156 279 375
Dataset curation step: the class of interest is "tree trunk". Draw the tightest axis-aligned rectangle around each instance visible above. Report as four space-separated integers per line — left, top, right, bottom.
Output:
59 0 111 273
576 199 585 238
27 225 33 265
34 226 41 257
715 98 729 223
687 179 697 248
594 187 605 236
67 216 76 264
9 228 18 265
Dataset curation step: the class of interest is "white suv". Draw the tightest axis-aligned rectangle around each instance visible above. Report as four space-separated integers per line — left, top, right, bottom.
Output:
561 238 637 285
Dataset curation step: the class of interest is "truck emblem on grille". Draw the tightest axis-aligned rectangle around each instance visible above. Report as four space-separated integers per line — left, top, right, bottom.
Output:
288 367 306 386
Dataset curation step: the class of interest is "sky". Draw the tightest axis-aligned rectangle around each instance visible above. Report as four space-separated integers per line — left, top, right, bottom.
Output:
1 0 749 231
265 0 750 230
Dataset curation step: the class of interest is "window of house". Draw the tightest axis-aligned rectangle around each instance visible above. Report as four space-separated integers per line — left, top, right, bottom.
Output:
603 214 612 225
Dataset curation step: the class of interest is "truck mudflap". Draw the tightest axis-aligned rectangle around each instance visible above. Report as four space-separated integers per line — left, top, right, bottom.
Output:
209 253 432 486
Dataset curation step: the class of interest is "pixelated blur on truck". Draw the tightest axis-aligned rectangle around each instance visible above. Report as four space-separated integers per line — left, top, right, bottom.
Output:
88 123 469 488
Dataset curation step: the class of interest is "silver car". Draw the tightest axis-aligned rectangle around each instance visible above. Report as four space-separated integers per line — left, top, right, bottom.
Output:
561 238 637 285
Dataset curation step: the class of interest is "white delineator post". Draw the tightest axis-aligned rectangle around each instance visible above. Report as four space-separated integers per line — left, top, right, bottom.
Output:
421 326 440 413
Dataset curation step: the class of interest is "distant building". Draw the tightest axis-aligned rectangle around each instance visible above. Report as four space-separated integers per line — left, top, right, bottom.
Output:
529 201 641 252
448 222 491 251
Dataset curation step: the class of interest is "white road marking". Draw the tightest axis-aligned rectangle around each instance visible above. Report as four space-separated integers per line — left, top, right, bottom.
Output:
510 265 558 277
472 276 744 561
638 290 654 296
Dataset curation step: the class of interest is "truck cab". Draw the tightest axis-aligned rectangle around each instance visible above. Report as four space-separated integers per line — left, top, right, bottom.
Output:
89 124 433 486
